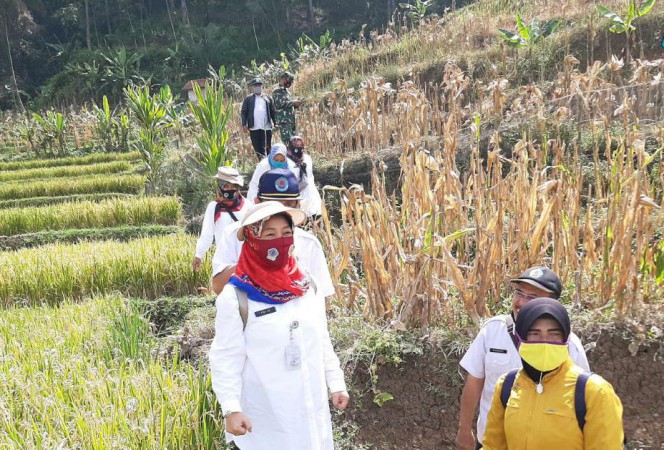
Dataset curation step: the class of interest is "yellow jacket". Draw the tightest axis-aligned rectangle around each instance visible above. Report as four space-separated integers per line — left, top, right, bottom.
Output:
483 358 624 450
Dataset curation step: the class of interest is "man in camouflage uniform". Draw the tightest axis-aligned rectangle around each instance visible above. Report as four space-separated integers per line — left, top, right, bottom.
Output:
272 72 302 145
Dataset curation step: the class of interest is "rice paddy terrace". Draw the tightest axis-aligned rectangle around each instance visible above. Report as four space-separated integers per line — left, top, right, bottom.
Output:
0 151 223 448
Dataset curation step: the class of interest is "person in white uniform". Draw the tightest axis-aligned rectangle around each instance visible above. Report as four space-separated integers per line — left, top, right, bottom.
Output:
286 135 322 219
246 142 322 217
209 201 349 450
211 168 334 298
455 267 590 450
193 166 251 273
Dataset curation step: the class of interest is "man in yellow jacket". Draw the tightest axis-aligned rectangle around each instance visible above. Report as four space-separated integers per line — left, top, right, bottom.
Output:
483 298 624 450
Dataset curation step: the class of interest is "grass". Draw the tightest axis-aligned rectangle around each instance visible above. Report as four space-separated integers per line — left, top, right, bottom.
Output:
0 296 224 448
0 151 140 172
0 234 210 307
0 174 145 200
0 192 136 209
0 196 183 236
0 225 182 251
0 160 135 183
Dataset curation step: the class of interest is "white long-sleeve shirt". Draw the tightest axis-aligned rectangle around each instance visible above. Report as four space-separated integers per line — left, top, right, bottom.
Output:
211 227 335 298
209 284 346 450
194 200 251 264
250 95 272 131
246 155 323 216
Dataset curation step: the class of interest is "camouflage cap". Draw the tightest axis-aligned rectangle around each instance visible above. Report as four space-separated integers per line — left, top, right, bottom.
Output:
279 71 295 80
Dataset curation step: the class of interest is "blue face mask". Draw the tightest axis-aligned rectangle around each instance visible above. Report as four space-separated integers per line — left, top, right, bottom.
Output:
270 160 288 169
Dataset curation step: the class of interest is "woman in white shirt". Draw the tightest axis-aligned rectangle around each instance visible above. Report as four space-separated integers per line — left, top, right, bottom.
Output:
209 201 349 450
192 166 251 273
246 142 322 217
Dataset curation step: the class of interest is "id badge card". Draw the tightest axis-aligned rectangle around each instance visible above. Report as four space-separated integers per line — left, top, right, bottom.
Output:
285 342 302 369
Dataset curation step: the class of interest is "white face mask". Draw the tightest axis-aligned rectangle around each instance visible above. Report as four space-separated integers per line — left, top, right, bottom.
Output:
253 86 263 95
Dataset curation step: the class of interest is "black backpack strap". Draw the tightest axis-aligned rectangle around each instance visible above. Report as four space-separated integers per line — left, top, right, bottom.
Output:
575 371 592 431
224 207 239 222
504 314 520 351
501 369 520 408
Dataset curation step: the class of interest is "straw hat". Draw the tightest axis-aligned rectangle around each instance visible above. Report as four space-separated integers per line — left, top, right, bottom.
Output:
213 166 244 186
230 201 306 241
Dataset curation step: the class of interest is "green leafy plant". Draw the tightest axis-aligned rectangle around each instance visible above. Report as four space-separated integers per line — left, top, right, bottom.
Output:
497 12 562 50
125 85 172 193
597 0 656 63
92 95 131 153
102 47 144 102
14 116 39 157
399 0 433 26
31 110 70 157
188 67 233 176
290 30 335 62
497 12 562 81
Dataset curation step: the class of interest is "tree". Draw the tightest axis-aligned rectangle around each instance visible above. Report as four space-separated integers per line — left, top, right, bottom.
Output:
84 0 91 49
0 0 36 112
597 0 656 64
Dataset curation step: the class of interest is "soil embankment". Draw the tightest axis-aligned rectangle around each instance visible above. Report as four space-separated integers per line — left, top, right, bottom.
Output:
347 327 663 449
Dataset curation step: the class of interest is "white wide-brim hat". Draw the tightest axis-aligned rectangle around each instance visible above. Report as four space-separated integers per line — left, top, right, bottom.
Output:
213 166 244 186
230 201 306 241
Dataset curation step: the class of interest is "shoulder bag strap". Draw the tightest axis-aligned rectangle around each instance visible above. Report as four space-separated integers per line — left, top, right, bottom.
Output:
233 287 249 330
501 369 520 408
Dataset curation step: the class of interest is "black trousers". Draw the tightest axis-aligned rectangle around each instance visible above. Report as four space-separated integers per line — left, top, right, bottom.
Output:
249 129 272 159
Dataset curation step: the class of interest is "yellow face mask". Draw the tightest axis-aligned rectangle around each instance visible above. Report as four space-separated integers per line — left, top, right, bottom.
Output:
518 341 569 372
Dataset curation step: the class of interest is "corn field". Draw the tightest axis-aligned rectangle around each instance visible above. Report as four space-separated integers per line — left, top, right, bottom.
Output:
0 174 145 200
0 296 222 448
0 234 210 306
319 62 664 328
0 197 182 236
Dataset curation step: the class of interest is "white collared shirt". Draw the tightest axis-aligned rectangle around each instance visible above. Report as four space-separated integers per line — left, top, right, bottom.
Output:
210 284 345 449
194 200 251 260
250 95 272 131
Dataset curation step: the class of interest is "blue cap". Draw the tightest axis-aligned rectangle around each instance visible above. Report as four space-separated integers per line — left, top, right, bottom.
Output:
258 168 302 200
249 77 263 85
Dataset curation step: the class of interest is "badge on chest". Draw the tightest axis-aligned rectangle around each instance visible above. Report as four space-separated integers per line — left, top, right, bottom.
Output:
285 320 302 369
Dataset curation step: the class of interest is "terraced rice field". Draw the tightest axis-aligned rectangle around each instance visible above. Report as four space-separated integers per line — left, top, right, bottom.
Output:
0 151 221 448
